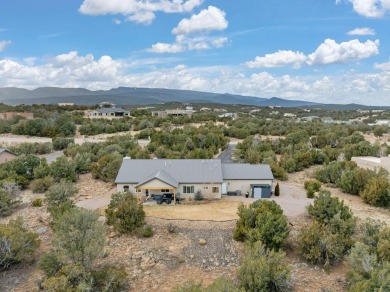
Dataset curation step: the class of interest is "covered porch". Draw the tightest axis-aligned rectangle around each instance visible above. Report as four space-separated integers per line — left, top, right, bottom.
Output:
134 170 179 205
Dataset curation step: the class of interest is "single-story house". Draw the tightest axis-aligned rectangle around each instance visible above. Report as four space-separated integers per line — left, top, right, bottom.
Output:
115 158 274 202
0 148 18 164
86 107 130 118
351 156 390 174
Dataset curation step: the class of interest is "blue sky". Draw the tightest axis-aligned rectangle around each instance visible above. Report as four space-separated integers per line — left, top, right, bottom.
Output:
0 0 389 105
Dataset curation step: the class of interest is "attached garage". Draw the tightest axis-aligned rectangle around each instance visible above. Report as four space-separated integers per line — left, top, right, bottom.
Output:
222 164 274 197
251 184 272 198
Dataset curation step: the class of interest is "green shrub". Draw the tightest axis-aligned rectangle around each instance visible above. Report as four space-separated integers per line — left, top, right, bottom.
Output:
0 182 21 217
45 181 78 211
346 242 390 292
105 192 145 234
174 276 239 292
174 280 203 292
167 222 178 234
305 190 356 256
194 190 203 201
304 180 321 192
0 217 40 270
237 241 292 292
91 264 129 292
142 225 154 237
297 221 345 272
39 252 64 277
32 198 43 207
307 190 355 227
49 157 77 182
361 176 390 207
30 176 54 193
0 191 20 217
234 200 289 251
52 208 106 270
52 137 74 150
274 182 280 196
135 225 154 238
306 188 315 199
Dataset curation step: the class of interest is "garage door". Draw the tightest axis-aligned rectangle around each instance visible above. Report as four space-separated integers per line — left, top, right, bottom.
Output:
253 187 262 199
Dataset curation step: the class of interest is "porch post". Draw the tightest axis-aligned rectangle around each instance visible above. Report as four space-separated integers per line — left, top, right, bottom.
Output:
173 188 176 205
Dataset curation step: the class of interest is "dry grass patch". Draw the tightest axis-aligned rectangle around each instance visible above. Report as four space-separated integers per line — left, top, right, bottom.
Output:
144 199 241 221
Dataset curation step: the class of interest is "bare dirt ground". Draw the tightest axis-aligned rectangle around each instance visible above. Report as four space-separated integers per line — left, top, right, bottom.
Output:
1 168 389 292
363 133 390 144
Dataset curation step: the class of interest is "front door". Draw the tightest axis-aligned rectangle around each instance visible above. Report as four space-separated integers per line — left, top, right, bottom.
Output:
253 187 262 199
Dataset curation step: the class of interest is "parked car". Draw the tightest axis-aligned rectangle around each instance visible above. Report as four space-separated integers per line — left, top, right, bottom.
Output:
153 193 180 204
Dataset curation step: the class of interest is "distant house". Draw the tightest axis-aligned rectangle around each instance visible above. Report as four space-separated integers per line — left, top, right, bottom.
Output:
58 103 75 106
86 107 130 119
283 113 296 118
301 116 320 122
321 117 334 124
0 148 18 164
0 112 34 120
352 156 390 174
151 107 194 118
115 159 274 202
218 113 237 119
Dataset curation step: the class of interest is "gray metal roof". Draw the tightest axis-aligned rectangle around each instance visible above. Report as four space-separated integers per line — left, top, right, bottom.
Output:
134 169 179 188
115 159 223 184
98 107 128 113
222 163 274 180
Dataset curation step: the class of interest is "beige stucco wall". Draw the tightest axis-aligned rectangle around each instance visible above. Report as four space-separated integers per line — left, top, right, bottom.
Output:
0 152 17 164
177 183 222 199
116 182 222 199
351 157 390 173
224 179 273 195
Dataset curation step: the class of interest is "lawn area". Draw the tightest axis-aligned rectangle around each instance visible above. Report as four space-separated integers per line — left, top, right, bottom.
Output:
144 198 241 221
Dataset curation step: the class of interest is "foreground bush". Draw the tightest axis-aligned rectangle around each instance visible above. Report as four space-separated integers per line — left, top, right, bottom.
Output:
308 191 356 246
91 264 129 292
106 192 145 234
299 191 356 271
347 241 390 291
234 200 289 251
174 276 238 292
0 217 40 270
0 182 21 217
52 208 106 270
237 241 292 292
298 221 345 272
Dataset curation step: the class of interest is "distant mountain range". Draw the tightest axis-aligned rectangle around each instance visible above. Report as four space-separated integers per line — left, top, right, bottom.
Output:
0 87 388 110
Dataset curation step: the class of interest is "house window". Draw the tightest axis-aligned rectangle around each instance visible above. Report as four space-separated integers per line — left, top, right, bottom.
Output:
183 185 194 194
212 187 219 193
203 186 209 190
123 185 129 192
135 189 142 193
161 189 170 193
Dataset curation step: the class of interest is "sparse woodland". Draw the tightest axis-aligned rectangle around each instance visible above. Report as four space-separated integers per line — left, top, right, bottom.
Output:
0 104 389 291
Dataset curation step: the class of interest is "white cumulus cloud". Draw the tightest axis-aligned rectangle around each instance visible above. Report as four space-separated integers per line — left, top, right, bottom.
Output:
347 27 376 35
374 60 390 71
0 40 11 52
172 6 228 35
246 39 379 68
126 10 155 25
307 39 379 65
245 50 307 69
147 42 185 53
79 0 204 24
1 51 389 105
339 0 390 18
147 35 226 53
